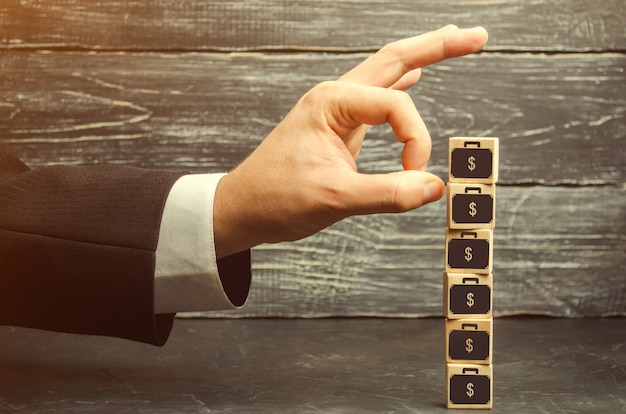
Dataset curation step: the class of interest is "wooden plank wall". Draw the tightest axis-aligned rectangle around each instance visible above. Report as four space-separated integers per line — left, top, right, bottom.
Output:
1 1 624 318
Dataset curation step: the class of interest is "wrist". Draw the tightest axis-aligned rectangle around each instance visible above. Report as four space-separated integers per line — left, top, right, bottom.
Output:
213 172 257 259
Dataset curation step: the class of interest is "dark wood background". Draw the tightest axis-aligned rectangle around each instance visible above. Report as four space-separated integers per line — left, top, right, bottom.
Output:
1 1 624 318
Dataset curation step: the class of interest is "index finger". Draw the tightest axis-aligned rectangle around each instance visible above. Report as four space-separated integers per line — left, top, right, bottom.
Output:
339 25 488 87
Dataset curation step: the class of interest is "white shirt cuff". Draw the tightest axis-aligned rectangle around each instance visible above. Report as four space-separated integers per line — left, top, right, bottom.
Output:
154 173 244 314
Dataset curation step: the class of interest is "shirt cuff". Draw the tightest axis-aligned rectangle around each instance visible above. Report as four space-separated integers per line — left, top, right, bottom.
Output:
154 173 250 314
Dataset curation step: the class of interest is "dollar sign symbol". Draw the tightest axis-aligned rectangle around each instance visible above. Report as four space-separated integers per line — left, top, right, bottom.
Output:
464 246 473 262
467 292 475 308
466 338 474 353
469 201 477 217
466 382 475 398
468 156 476 172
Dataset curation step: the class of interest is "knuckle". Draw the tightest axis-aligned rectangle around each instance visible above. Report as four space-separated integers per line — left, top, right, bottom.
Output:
302 81 337 102
389 89 417 117
379 41 401 58
394 89 414 105
378 41 410 72
388 178 414 212
299 81 343 114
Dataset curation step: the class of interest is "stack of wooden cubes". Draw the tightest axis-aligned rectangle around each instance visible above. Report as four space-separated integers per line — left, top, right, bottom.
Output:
444 137 499 409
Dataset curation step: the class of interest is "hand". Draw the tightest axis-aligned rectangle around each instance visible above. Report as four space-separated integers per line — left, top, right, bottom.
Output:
214 25 489 258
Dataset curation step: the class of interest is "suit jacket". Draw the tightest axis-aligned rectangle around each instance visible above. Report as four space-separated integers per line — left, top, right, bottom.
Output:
0 149 186 345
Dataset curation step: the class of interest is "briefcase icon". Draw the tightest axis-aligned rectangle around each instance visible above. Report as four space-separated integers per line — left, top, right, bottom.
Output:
446 230 492 273
448 238 489 270
444 273 493 319
450 282 491 316
451 146 493 180
446 319 493 364
447 365 492 407
452 190 494 225
448 137 499 184
447 183 496 229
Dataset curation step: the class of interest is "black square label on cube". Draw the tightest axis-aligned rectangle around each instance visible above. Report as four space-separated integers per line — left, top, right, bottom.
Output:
451 194 494 224
451 148 493 179
450 285 491 315
450 374 491 405
449 330 490 361
448 238 490 270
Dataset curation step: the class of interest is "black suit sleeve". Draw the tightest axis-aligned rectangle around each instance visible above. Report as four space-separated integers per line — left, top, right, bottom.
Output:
0 150 186 345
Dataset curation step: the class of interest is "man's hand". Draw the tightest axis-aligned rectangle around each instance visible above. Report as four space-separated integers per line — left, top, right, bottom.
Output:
214 25 489 258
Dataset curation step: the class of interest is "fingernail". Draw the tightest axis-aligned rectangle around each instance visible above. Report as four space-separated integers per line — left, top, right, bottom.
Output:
438 24 458 31
424 181 444 203
469 26 489 37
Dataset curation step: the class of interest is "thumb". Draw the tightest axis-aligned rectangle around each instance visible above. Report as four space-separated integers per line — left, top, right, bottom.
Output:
346 170 445 216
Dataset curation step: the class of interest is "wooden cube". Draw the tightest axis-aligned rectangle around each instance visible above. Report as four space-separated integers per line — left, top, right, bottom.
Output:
446 318 493 365
444 272 493 319
445 229 493 274
446 364 493 409
449 137 499 184
447 183 496 229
